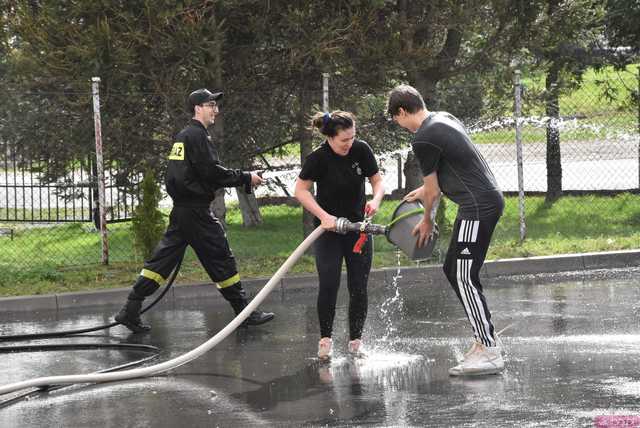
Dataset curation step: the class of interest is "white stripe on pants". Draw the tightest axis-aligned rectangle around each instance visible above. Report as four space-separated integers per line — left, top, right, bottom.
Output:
456 258 494 346
455 220 494 346
458 219 480 244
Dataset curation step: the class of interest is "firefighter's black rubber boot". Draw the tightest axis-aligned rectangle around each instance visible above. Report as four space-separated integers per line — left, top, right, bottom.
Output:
220 282 275 327
242 310 275 326
114 299 151 333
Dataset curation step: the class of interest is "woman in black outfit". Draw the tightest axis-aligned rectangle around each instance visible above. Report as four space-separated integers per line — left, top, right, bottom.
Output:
295 111 384 359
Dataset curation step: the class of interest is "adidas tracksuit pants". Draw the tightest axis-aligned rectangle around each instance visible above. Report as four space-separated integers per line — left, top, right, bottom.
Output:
443 215 500 347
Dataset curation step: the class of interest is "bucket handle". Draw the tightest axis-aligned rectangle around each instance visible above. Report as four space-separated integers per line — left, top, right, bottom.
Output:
387 207 425 229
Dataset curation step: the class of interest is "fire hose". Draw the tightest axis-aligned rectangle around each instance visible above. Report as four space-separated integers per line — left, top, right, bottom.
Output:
0 209 435 397
1 226 325 395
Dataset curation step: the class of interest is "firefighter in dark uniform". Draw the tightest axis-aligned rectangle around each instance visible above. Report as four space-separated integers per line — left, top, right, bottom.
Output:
114 88 275 333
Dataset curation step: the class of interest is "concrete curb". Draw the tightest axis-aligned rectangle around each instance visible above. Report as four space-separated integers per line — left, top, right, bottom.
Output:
1 249 638 313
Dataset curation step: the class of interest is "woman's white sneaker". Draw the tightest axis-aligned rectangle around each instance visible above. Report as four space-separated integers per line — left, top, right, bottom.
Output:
348 339 365 357
318 337 332 360
449 342 504 376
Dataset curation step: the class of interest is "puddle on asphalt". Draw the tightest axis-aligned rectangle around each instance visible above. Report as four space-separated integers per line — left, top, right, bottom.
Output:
507 334 640 351
2 269 640 426
600 377 640 397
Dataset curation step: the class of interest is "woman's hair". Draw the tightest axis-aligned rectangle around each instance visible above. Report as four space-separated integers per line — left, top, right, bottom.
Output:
311 110 355 137
387 84 426 117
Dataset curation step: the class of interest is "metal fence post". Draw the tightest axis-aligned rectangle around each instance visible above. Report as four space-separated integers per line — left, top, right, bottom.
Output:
321 73 329 196
514 70 526 243
396 153 403 192
322 72 329 111
91 77 109 265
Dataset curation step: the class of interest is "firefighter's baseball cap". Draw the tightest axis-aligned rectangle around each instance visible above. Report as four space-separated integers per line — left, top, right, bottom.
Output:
187 89 223 113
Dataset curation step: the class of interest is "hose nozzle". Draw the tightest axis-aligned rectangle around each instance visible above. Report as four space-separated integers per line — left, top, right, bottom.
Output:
335 217 387 235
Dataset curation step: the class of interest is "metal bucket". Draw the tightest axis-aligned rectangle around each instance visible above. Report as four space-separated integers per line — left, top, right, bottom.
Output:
386 200 439 260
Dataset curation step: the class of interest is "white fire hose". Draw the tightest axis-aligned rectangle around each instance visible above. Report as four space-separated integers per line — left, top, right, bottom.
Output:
0 209 429 397
0 226 325 396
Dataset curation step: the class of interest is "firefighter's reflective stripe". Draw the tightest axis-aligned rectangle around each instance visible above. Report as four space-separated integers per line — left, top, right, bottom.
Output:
216 273 240 289
140 268 165 284
168 142 185 160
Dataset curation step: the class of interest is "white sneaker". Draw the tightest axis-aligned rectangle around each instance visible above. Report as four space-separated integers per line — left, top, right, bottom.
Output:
318 337 332 360
449 342 504 376
463 341 482 359
348 339 365 357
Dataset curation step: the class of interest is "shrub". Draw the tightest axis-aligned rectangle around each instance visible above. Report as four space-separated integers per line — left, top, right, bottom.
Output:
131 169 165 260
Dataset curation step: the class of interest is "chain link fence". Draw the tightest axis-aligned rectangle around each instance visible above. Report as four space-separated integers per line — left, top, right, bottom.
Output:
1 68 638 275
261 67 640 215
0 85 145 271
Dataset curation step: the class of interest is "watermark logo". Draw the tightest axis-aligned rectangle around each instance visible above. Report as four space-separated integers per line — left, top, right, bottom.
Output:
594 415 640 427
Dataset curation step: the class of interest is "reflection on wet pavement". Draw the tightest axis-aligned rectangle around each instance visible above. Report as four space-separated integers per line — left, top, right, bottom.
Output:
1 269 640 426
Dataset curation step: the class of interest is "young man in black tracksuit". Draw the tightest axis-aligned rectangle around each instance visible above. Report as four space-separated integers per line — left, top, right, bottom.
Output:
388 84 505 376
114 89 274 333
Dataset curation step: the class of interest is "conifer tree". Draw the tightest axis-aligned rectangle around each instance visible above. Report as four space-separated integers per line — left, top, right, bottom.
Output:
131 169 165 260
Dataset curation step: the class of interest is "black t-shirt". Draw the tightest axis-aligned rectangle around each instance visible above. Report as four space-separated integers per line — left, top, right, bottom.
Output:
299 139 379 224
412 112 504 219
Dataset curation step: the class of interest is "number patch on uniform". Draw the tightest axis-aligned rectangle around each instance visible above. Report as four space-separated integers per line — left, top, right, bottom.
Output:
168 142 185 160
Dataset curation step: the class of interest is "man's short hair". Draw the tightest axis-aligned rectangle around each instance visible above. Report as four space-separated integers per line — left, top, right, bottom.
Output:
387 85 426 117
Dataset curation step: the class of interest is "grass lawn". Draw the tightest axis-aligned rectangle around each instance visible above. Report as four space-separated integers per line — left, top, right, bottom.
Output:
1 194 639 297
472 64 639 145
471 113 637 145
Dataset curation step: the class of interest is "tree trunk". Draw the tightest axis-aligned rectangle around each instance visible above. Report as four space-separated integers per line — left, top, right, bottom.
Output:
208 18 228 227
401 71 440 195
403 151 449 234
404 74 450 233
403 151 422 194
412 73 440 110
210 188 227 227
545 65 562 202
236 186 263 226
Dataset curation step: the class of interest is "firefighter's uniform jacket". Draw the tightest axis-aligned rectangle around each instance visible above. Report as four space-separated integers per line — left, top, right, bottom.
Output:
166 120 251 206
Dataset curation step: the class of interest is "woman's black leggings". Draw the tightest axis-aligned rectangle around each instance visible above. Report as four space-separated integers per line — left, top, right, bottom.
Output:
314 231 373 340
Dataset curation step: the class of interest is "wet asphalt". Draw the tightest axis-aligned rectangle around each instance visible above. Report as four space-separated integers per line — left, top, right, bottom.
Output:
1 267 640 427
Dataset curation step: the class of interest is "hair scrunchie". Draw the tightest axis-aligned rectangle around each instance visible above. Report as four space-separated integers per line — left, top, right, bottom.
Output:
322 112 331 127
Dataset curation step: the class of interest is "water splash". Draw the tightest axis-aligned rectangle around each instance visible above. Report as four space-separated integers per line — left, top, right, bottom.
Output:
322 351 427 391
378 249 405 344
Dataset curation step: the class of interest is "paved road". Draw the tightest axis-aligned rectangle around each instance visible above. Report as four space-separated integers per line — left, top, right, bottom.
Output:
1 139 638 213
1 268 640 426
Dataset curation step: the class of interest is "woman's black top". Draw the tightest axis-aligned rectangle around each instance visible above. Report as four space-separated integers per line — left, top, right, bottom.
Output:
299 139 379 225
